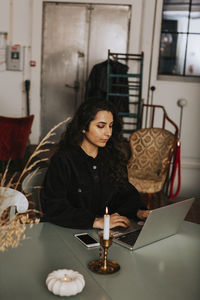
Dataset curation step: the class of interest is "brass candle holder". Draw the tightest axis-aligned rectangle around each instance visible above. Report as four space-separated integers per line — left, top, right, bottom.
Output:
88 234 120 274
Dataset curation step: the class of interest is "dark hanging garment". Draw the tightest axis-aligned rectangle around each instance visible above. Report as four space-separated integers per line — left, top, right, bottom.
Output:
85 60 129 112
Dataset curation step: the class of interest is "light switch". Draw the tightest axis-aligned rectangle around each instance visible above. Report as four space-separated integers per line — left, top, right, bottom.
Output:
6 44 24 71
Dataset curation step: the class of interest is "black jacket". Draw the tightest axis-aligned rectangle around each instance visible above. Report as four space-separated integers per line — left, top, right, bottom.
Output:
40 146 143 229
85 60 129 112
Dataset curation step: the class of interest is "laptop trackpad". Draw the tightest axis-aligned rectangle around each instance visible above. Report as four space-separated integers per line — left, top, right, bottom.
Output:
115 229 142 246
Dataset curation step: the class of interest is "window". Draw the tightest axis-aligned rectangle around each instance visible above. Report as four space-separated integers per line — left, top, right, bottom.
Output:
158 0 200 77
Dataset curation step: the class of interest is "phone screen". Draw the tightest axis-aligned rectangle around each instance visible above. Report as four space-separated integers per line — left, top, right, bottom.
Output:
77 234 98 245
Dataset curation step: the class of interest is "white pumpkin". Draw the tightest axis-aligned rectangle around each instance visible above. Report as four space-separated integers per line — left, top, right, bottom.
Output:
46 269 85 297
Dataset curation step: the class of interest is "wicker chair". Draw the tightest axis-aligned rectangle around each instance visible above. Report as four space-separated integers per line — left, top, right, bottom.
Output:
128 104 179 209
21 167 47 217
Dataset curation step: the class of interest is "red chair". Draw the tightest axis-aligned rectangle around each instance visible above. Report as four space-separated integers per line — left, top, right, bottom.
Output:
0 115 34 170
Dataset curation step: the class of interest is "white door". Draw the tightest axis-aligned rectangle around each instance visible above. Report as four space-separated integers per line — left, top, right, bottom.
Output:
41 3 130 139
88 4 130 74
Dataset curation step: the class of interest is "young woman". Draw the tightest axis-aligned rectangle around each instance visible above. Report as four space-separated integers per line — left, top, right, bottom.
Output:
40 98 149 229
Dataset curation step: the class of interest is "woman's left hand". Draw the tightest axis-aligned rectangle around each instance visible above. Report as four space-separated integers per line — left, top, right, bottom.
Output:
137 209 150 220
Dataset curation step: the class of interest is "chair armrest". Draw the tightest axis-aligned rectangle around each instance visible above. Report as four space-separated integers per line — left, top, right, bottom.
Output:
0 187 28 218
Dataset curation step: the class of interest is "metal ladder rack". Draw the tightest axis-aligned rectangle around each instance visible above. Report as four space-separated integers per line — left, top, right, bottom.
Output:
106 50 144 135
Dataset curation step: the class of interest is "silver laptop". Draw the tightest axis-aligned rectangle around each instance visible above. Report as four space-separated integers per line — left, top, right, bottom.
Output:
112 198 195 251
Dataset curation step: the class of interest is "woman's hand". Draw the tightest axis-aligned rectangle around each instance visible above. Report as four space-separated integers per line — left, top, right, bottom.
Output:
137 209 150 220
93 213 131 229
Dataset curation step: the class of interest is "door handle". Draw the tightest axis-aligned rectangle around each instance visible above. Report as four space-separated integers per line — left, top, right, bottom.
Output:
65 80 79 92
65 52 84 92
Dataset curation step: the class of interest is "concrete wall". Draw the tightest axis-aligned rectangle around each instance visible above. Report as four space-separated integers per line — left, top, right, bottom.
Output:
0 0 199 197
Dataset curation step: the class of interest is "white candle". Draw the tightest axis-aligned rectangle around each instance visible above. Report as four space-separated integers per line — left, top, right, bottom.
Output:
103 206 110 240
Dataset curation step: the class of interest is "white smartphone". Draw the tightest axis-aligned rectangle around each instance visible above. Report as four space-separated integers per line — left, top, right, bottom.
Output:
74 233 100 248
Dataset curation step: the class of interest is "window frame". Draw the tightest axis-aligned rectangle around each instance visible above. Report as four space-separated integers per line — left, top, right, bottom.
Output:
157 0 200 80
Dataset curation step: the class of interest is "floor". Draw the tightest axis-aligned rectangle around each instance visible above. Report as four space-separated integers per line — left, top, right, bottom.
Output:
184 197 200 224
141 193 200 225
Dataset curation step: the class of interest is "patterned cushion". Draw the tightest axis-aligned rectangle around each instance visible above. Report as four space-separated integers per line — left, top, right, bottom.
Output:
128 128 175 194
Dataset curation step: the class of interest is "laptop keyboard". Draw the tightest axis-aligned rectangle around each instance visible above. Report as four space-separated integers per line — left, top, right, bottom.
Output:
117 229 142 246
112 226 130 233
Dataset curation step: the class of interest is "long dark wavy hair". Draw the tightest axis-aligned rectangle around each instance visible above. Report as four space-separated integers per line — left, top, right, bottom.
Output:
59 98 130 186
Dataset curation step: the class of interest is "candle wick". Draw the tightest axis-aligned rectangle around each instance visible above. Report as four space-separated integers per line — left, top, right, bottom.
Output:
63 274 72 282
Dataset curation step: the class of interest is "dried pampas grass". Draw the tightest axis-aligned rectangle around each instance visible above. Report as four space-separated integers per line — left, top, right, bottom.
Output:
0 212 40 252
15 117 71 190
0 117 70 251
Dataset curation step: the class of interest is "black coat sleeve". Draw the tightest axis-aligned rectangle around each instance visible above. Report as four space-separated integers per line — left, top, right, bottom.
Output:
40 153 96 229
109 183 146 219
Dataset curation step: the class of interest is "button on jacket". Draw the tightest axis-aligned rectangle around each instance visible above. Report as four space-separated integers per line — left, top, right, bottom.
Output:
41 146 144 229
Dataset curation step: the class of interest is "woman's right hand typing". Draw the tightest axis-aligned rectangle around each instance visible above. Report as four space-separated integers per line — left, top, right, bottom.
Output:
93 213 131 229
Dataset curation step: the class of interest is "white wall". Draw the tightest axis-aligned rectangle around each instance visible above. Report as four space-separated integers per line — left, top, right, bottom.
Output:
148 0 200 197
0 0 199 197
0 0 34 132
0 0 144 144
